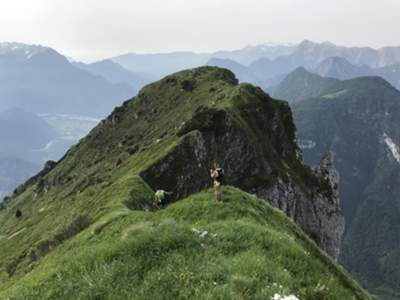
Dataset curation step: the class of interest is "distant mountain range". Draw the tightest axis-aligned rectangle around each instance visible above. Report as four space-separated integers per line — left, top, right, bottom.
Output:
112 52 210 79
110 40 400 89
314 56 400 89
205 58 260 84
2 41 400 116
278 68 400 299
73 59 151 91
0 42 143 197
0 42 136 117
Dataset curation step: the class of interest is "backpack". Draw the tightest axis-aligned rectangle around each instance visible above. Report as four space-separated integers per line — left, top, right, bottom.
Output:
215 168 224 183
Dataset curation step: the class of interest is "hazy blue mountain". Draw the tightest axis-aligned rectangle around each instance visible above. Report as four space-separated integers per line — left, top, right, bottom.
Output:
205 58 259 83
112 52 210 79
0 108 56 162
247 41 400 86
248 41 348 81
212 42 297 65
0 108 100 198
290 75 400 299
314 57 400 90
375 63 400 89
292 40 400 68
272 67 339 103
111 45 298 79
74 59 151 91
39 113 100 162
314 56 373 79
0 157 39 200
248 57 294 80
0 109 55 198
0 42 134 117
110 41 400 89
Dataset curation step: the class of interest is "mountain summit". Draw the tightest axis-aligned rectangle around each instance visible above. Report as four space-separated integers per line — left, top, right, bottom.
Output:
0 67 374 299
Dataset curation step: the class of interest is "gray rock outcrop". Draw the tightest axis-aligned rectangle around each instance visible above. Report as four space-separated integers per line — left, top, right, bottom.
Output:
140 93 344 259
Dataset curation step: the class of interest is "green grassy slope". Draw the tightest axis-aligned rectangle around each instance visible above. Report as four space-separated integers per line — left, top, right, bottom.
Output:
0 67 374 299
0 186 374 299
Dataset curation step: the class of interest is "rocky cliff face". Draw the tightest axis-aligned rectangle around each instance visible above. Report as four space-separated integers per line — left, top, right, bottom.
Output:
258 153 343 259
138 70 344 259
142 132 344 258
289 73 400 299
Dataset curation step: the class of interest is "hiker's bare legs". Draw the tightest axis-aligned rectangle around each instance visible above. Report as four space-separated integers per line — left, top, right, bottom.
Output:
214 186 222 201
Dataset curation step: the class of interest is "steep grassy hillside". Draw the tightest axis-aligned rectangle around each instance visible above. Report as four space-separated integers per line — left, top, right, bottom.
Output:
0 186 374 299
0 67 371 299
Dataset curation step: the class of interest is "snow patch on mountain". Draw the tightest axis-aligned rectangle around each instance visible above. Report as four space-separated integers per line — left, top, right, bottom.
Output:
383 133 400 163
0 42 49 60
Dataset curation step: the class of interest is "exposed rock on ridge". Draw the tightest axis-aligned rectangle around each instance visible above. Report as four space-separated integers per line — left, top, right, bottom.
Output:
139 68 344 258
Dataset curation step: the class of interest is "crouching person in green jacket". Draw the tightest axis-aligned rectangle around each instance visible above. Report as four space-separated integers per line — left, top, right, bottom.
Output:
154 190 173 209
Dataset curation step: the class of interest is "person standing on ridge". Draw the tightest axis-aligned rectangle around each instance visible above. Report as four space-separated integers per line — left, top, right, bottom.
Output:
210 166 224 201
154 189 173 209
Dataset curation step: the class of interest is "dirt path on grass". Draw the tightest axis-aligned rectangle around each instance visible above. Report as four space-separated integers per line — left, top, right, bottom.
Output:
7 227 26 240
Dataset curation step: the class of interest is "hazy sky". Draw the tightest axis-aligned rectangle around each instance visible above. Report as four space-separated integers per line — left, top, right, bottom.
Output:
0 0 399 62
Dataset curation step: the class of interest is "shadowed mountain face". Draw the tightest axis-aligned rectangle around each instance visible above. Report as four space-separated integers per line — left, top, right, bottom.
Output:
0 67 372 300
284 69 400 299
0 43 135 117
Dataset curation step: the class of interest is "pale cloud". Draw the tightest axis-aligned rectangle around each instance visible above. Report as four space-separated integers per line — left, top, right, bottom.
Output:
0 0 398 62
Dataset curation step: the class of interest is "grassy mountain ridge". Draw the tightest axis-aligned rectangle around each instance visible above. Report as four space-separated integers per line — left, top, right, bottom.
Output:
0 185 374 299
0 67 372 299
